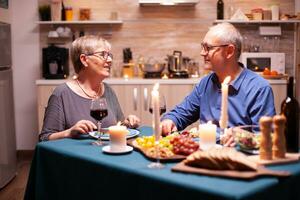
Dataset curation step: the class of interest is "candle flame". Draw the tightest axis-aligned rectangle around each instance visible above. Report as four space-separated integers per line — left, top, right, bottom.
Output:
222 76 231 85
207 121 212 124
153 83 159 91
117 121 122 126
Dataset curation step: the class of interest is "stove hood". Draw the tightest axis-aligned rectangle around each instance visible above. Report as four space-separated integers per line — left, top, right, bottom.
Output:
139 0 199 6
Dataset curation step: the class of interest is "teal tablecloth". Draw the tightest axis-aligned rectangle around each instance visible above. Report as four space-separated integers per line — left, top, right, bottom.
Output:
25 126 300 200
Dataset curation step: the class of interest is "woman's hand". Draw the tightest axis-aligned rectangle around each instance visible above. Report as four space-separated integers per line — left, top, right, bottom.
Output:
122 115 140 129
220 128 236 147
161 119 177 136
67 120 97 138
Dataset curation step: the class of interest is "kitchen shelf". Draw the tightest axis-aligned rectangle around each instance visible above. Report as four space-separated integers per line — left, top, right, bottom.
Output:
37 20 123 25
214 20 300 24
139 0 199 6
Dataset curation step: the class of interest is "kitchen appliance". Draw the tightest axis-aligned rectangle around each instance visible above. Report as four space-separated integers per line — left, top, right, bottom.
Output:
42 45 69 79
167 50 189 78
0 22 17 189
140 57 165 78
240 52 285 74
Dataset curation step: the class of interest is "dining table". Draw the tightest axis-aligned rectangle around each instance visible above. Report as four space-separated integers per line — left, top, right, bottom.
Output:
24 126 300 200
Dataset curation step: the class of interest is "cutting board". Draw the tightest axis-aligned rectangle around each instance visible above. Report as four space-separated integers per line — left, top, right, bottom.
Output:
248 153 300 165
172 162 290 179
127 139 186 162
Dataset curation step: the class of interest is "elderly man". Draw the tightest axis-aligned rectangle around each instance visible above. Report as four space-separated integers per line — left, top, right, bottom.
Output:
161 23 275 145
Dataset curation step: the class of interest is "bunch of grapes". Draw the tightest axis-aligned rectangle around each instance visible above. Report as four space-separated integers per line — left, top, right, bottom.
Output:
170 135 199 155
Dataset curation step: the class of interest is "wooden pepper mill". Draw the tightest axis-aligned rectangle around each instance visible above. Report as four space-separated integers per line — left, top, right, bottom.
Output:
259 116 273 160
272 115 286 158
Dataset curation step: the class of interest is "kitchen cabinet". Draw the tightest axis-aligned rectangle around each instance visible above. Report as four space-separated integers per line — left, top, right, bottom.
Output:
110 84 194 126
36 78 287 132
37 85 57 132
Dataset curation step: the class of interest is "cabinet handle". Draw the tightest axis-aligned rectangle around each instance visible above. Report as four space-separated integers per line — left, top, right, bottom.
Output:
144 88 148 111
133 88 138 111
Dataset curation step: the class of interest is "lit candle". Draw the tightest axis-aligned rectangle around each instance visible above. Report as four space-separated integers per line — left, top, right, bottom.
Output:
108 123 129 151
219 76 231 129
199 121 217 150
151 83 161 141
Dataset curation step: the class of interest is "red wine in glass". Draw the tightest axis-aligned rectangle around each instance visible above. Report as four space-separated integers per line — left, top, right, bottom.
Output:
90 97 108 146
90 109 108 121
149 107 166 116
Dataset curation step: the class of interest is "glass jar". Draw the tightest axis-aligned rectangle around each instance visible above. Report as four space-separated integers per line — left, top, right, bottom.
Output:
65 6 73 21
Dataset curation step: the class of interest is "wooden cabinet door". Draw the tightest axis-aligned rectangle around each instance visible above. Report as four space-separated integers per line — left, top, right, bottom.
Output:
271 84 286 114
110 84 141 122
139 85 152 126
160 84 194 112
37 85 57 132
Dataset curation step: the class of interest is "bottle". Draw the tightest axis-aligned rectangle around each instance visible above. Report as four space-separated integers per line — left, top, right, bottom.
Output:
61 1 66 21
217 0 224 20
281 76 299 153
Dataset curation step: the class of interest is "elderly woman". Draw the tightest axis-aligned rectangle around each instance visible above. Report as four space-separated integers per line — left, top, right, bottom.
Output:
39 35 140 141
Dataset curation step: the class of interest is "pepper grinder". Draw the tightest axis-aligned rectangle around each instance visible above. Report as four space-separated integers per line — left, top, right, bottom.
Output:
259 116 273 160
272 115 286 158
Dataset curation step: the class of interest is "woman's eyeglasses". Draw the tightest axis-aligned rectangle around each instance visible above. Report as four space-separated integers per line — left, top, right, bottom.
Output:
86 51 113 60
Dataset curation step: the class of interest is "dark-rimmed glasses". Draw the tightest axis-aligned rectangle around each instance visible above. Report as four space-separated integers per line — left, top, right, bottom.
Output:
201 42 229 53
86 51 113 60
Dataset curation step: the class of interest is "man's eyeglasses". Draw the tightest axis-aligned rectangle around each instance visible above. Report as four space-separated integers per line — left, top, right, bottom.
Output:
201 42 229 53
86 51 113 60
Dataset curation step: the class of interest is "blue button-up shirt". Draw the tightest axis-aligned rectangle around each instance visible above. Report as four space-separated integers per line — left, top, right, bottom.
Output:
163 68 276 138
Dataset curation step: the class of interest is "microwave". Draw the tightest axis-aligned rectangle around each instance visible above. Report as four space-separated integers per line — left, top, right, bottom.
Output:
240 52 285 74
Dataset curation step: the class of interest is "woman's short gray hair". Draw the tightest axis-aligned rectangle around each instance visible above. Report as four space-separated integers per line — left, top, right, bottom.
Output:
208 23 243 60
70 35 111 74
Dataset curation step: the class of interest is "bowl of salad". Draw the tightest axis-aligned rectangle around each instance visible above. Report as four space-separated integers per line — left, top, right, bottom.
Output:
232 125 262 154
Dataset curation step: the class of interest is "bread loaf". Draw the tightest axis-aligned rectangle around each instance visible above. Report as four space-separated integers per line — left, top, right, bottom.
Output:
184 147 257 171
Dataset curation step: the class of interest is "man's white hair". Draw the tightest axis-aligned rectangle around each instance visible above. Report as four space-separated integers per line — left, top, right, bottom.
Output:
208 22 243 60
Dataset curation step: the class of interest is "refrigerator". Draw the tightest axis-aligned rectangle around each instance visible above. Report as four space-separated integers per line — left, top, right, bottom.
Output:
0 22 17 189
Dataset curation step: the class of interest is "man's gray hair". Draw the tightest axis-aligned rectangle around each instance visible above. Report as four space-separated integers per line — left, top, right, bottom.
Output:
208 23 243 60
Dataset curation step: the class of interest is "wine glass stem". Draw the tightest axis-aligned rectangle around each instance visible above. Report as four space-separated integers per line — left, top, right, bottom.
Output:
155 141 160 164
97 121 102 144
220 128 225 145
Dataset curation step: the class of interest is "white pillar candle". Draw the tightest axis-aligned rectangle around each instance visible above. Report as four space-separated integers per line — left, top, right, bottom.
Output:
199 121 217 150
151 83 161 141
108 124 128 151
219 76 231 129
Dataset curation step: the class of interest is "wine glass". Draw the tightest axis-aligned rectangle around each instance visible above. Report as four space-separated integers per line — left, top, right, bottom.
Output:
90 97 108 146
147 94 166 169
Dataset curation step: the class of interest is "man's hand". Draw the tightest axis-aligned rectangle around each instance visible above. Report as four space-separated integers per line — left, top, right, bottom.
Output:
122 115 140 129
161 119 177 136
220 128 236 147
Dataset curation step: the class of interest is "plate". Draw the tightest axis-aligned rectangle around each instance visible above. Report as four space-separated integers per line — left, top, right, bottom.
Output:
262 74 287 79
102 145 133 154
238 147 259 155
89 129 140 140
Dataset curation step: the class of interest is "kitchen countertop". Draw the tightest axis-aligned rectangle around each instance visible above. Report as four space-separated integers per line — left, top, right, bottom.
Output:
36 77 287 85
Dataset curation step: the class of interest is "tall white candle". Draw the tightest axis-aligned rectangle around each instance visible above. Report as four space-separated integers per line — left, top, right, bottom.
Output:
151 83 161 141
199 121 217 150
219 76 231 129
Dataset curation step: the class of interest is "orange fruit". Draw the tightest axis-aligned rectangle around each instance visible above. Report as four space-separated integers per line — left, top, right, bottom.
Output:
270 70 278 76
263 68 271 75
